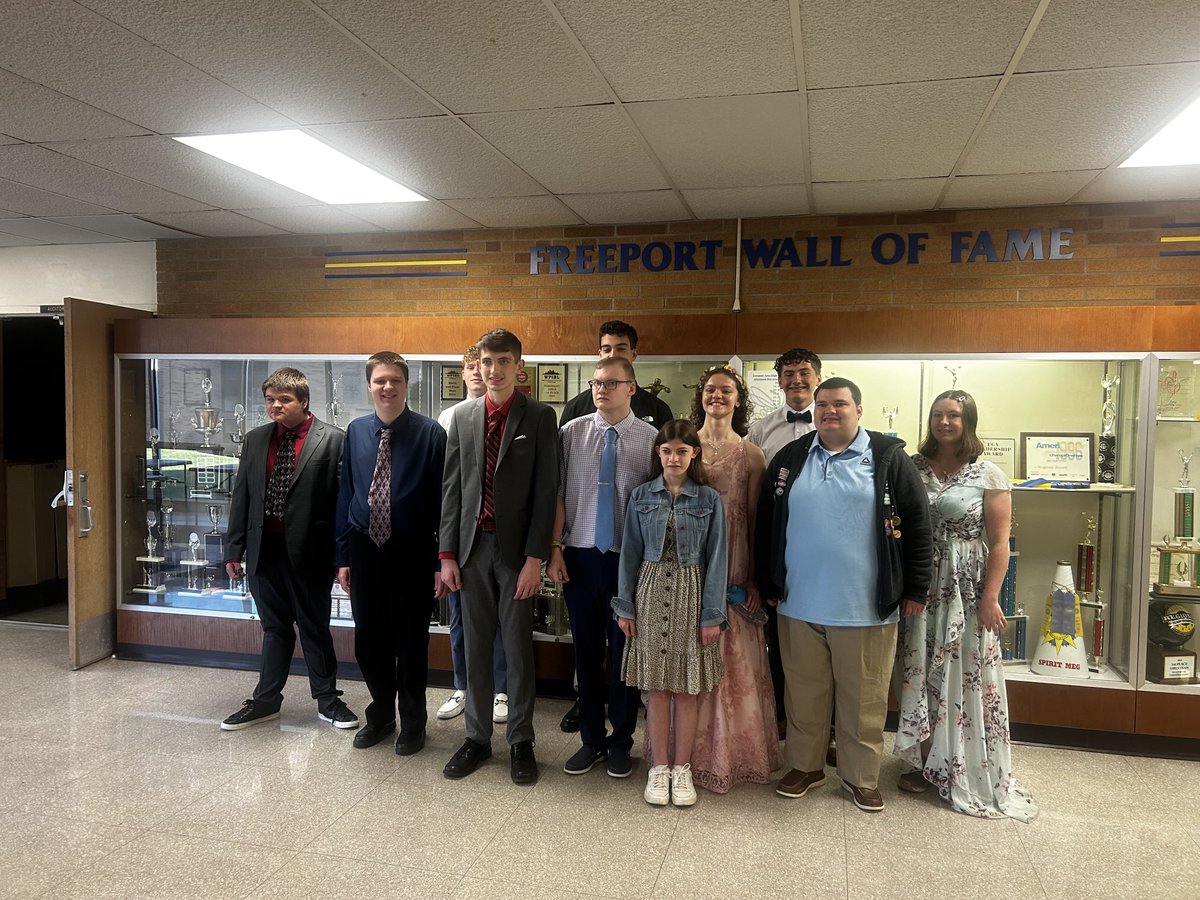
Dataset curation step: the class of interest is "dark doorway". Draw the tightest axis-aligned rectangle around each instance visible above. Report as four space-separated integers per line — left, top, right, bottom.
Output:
0 316 68 626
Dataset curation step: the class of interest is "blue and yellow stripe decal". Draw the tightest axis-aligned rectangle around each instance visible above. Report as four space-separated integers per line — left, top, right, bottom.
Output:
324 248 468 278
1160 223 1200 257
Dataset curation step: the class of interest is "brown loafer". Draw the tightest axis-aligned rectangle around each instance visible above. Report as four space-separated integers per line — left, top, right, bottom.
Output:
775 768 827 799
898 770 928 794
843 782 885 812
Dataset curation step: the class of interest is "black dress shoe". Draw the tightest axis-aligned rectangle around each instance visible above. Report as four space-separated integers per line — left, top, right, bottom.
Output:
443 738 491 779
559 700 580 733
511 740 539 785
395 728 426 756
352 720 396 749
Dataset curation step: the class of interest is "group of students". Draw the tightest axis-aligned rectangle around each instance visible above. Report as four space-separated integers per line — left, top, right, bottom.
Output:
220 320 1037 821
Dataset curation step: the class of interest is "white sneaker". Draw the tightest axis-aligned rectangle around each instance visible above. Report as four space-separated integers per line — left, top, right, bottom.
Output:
671 764 697 807
644 765 670 806
437 690 466 720
492 693 509 724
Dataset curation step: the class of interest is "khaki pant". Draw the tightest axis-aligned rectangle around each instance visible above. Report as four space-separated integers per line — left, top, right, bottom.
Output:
778 616 897 790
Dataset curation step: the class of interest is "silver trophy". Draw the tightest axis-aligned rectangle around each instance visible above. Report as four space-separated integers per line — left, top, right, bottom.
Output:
231 403 246 457
882 405 899 437
160 502 173 548
328 376 343 428
207 504 223 535
168 408 181 448
185 532 204 591
1098 371 1120 483
144 511 159 558
148 426 159 453
192 377 223 448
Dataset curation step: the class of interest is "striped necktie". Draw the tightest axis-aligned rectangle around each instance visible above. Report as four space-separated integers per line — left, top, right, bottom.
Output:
481 409 503 527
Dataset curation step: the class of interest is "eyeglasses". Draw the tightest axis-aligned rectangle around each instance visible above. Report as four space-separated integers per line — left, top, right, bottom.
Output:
588 379 634 391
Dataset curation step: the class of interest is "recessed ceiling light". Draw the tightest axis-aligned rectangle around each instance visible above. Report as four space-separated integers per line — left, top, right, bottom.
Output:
1120 95 1200 168
174 130 427 204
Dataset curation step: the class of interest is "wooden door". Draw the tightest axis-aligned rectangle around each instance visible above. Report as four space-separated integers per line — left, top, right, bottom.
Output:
64 297 150 668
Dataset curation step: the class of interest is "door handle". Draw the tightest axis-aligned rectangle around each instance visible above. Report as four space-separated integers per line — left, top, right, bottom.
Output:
78 470 95 537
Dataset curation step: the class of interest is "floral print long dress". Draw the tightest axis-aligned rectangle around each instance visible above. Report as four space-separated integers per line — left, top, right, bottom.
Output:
895 456 1038 822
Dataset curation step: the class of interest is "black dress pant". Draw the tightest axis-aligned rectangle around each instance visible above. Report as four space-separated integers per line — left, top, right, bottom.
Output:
348 528 436 730
248 532 340 712
764 601 787 723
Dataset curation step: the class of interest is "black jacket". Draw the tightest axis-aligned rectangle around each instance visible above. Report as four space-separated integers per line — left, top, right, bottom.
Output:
559 385 674 429
753 429 933 621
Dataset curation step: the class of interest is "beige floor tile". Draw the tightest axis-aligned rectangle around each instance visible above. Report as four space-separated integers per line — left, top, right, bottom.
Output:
0 813 139 900
654 817 847 899
0 739 119 803
27 752 248 827
259 724 404 778
844 835 1040 900
466 793 678 898
38 831 293 900
306 779 521 873
244 851 460 899
388 735 540 798
686 775 846 831
453 877 604 898
163 766 381 850
145 715 308 766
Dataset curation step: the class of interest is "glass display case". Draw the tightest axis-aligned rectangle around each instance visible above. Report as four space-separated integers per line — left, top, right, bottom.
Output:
742 354 1146 689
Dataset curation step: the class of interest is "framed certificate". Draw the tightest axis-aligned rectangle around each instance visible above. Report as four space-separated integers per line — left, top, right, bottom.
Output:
1021 432 1094 482
537 364 567 403
441 366 464 402
980 437 1017 478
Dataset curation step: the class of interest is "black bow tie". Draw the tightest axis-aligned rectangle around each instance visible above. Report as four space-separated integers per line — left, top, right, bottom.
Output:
787 409 812 424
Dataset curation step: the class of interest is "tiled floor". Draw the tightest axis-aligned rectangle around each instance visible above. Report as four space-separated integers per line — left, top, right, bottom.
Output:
2 621 1197 899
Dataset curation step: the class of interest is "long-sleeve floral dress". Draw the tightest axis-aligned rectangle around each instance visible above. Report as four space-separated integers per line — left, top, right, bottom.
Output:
894 456 1038 821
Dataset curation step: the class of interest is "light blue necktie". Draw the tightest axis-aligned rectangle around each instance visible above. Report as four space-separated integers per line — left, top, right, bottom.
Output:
595 427 617 552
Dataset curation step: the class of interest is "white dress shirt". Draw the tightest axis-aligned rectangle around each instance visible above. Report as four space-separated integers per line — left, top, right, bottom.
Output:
747 402 816 465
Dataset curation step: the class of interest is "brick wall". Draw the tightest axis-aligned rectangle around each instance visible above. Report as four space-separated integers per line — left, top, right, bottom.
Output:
156 201 1200 317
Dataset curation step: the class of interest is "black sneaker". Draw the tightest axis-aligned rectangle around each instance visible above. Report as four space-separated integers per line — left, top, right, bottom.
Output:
221 699 280 731
607 746 634 778
563 744 607 775
318 699 360 730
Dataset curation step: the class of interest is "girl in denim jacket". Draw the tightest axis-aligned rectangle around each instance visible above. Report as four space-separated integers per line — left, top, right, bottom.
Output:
613 420 728 807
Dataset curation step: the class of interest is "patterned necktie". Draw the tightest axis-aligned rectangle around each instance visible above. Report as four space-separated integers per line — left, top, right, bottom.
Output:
368 427 392 547
481 409 503 526
594 426 617 552
787 409 813 424
265 428 297 518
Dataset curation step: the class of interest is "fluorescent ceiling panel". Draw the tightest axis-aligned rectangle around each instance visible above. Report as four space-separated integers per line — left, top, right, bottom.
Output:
1121 95 1200 167
174 131 427 204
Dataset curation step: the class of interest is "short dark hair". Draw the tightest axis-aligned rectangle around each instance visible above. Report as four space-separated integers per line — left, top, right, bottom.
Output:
774 347 822 377
365 351 408 382
918 390 985 463
598 320 638 349
261 367 309 409
477 328 522 359
814 376 861 406
650 419 708 486
690 364 752 437
594 357 636 381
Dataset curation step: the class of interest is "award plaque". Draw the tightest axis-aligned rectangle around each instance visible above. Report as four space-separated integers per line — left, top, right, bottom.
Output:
537 364 567 403
1021 433 1095 482
441 366 464 402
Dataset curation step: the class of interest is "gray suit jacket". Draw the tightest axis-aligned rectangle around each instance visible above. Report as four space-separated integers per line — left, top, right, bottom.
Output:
226 415 345 581
439 392 558 572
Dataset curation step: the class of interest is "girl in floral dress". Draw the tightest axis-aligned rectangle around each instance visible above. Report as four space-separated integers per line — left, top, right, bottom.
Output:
894 390 1037 821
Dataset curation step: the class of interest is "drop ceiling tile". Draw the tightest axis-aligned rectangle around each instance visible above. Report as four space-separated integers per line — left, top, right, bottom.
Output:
811 178 944 214
800 0 1042 89
943 171 1101 208
682 185 810 219
311 0 610 113
310 119 544 199
233 206 382 235
45 215 197 240
0 233 46 247
809 78 998 181
0 134 20 145
441 197 582 228
627 94 805 189
47 136 319 208
79 0 440 124
961 65 1200 175
559 191 689 225
0 218 125 243
0 70 149 142
465 107 666 194
557 0 796 101
137 210 288 238
0 177 119 217
0 0 290 133
1019 0 1200 72
334 201 483 231
1073 165 1200 204
0 208 22 217
0 145 211 213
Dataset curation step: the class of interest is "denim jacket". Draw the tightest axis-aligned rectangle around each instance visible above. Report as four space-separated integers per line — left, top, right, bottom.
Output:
612 476 728 627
